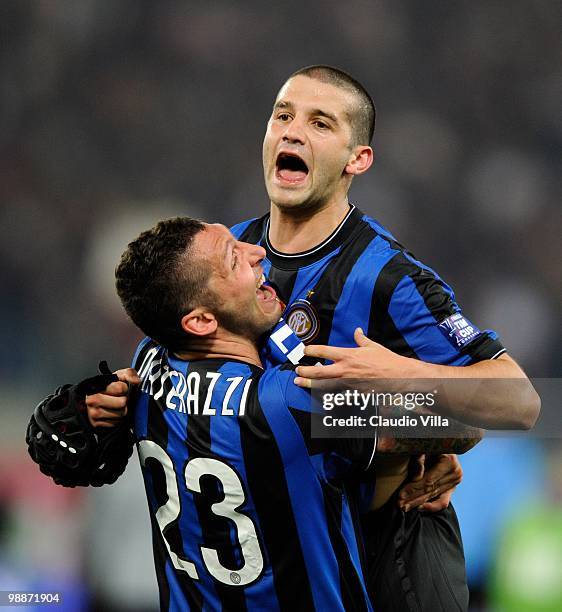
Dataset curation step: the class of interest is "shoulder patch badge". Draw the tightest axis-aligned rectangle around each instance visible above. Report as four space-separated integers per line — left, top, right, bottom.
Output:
438 312 481 348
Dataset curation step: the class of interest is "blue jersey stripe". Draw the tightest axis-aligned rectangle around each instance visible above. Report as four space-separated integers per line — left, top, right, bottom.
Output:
289 250 340 305
258 371 347 611
341 494 371 606
134 392 149 439
163 360 222 609
230 218 259 239
131 336 152 367
208 362 281 612
165 558 188 612
262 258 272 279
362 214 398 241
388 275 471 365
328 235 396 349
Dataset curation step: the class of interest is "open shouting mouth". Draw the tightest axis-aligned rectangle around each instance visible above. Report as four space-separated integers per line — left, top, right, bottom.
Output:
275 152 309 185
256 273 282 314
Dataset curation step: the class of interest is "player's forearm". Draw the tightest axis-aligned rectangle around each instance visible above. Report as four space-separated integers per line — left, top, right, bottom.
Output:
376 433 482 455
405 354 540 430
298 332 540 430
375 401 484 455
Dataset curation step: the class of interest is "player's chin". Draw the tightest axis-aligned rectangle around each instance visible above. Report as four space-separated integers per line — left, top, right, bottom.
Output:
267 181 309 205
259 300 282 320
256 299 282 327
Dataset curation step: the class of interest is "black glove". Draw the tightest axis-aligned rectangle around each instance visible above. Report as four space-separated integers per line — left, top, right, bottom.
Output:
26 362 135 487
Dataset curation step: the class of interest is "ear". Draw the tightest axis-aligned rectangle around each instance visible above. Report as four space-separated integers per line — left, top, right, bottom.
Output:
181 308 217 337
345 145 374 176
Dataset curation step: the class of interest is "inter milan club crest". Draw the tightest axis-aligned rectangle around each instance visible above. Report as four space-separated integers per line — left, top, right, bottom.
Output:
285 299 320 342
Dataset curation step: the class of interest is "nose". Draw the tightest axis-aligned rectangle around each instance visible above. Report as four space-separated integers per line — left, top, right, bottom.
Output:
282 117 305 145
241 241 266 266
252 244 266 264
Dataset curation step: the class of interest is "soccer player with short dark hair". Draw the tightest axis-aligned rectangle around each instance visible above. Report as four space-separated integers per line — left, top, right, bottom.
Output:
112 216 484 611
115 216 378 610
231 64 538 611
73 65 539 610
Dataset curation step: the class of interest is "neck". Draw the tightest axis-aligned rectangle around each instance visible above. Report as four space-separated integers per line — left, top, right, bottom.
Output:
269 197 351 254
174 333 262 368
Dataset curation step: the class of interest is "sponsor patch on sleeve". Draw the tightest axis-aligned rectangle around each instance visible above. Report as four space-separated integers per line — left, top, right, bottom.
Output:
438 313 481 349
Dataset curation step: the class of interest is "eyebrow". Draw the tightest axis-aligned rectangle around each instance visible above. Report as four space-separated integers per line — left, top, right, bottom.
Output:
273 100 338 124
225 237 239 272
223 238 233 267
207 231 231 270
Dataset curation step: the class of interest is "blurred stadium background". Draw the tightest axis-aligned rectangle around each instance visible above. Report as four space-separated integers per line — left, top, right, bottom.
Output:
1 1 560 610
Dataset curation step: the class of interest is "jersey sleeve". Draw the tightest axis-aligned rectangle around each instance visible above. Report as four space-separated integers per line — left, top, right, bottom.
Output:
131 336 154 368
373 251 505 365
279 367 376 476
230 218 258 239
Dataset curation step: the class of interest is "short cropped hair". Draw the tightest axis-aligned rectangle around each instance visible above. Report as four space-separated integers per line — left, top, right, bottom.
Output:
287 65 376 145
115 217 208 351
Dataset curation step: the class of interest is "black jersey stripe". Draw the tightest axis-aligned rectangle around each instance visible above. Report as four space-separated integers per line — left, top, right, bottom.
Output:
321 481 370 612
238 216 267 245
185 361 248 612
461 333 505 362
143 363 176 611
267 267 299 306
383 249 457 321
367 248 505 361
308 223 379 347
143 374 204 611
237 216 301 303
287 406 328 456
239 388 316 610
148 510 172 612
287 406 376 473
133 342 175 611
367 252 420 358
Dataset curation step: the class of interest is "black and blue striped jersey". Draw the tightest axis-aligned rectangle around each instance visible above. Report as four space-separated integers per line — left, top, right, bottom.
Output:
229 204 504 611
131 336 375 612
232 205 505 365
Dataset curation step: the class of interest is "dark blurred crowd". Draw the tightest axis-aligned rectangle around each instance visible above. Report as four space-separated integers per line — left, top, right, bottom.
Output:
1 2 560 610
1 0 560 385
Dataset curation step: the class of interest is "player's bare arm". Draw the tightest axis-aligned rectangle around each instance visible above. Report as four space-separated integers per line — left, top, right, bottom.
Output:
295 327 540 430
377 433 482 456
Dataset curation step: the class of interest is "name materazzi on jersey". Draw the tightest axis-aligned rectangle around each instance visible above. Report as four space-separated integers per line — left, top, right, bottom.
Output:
285 299 320 342
137 346 252 416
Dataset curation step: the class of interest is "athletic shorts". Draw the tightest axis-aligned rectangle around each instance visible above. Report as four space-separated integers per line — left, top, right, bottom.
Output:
361 493 469 612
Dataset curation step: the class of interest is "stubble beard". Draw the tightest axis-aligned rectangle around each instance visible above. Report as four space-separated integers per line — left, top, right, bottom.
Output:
216 304 276 344
269 185 330 218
